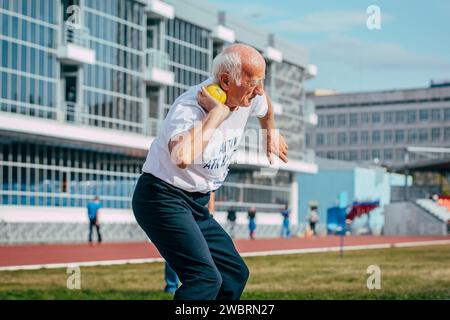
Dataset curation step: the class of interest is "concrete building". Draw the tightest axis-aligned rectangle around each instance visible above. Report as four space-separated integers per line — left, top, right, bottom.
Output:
306 83 450 166
0 0 316 243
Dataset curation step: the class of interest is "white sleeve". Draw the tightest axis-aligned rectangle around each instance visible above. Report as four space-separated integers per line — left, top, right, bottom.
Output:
250 93 269 118
162 102 206 143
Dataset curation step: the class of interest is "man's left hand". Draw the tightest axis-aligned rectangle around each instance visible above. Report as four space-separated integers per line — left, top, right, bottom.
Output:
265 129 288 164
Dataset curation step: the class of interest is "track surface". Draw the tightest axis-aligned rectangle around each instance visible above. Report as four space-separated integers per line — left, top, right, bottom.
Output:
1 235 449 268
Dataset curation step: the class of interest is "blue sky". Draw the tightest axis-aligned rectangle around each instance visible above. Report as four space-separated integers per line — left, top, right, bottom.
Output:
208 0 450 93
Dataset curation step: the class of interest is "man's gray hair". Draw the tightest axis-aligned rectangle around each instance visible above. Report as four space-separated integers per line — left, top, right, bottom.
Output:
212 50 242 86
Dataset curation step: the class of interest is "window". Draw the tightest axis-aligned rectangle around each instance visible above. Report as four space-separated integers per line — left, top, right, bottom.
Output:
361 112 370 124
372 130 381 144
444 127 450 140
337 114 347 126
431 109 441 121
337 132 347 146
384 130 393 143
360 150 370 161
395 130 404 143
326 114 335 127
407 129 417 142
372 149 380 160
361 131 369 144
349 132 358 144
406 110 417 123
395 111 405 123
349 113 358 125
431 128 441 142
326 151 336 159
444 109 450 121
384 111 394 123
419 109 429 121
418 129 428 143
372 112 381 124
383 149 393 161
316 133 324 146
327 133 335 146
349 151 357 161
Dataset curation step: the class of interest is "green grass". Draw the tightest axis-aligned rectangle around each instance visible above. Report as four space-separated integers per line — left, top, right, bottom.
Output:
1 245 449 300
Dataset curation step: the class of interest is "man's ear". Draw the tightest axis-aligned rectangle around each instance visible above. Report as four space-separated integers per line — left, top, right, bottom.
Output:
219 74 230 91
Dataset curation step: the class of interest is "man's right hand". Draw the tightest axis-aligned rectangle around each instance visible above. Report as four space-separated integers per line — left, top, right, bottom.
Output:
197 87 231 120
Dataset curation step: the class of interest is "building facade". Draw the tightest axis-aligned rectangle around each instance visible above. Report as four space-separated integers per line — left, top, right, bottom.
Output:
0 0 316 233
306 85 450 166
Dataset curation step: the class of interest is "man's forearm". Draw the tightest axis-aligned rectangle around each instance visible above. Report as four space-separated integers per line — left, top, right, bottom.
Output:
171 106 229 168
258 94 276 130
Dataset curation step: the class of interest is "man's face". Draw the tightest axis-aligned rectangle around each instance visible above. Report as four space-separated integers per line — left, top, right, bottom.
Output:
224 63 266 108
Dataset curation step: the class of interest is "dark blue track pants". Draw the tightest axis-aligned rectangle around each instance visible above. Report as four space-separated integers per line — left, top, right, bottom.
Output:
132 173 249 300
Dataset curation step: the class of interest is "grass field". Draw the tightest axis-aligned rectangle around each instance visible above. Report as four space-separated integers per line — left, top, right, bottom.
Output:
1 245 449 300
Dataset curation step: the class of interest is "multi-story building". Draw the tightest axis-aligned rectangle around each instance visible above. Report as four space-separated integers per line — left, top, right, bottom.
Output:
306 83 450 166
0 0 316 241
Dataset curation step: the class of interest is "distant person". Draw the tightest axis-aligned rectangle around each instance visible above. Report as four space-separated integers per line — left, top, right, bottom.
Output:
248 207 257 240
307 206 319 236
87 196 102 243
227 206 237 238
280 204 291 239
164 262 179 294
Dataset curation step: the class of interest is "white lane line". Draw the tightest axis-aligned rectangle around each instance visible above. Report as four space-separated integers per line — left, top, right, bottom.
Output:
1 240 449 271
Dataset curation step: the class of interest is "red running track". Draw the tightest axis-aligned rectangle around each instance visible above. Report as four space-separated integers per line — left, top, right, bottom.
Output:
1 235 449 268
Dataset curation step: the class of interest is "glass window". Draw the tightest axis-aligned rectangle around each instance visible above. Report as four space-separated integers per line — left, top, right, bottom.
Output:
20 75 27 102
361 112 370 124
316 133 324 146
407 129 417 142
349 132 358 144
29 78 35 103
406 110 417 123
20 45 27 72
11 42 18 69
384 149 393 160
361 131 369 144
326 114 335 127
372 130 381 144
349 151 357 161
384 130 393 143
372 149 380 160
419 128 428 143
395 111 405 123
1 40 7 67
431 109 441 121
419 109 429 121
1 72 7 98
444 127 450 140
395 130 404 143
327 133 335 146
326 151 335 159
431 128 441 141
337 132 347 146
30 47 36 74
12 16 18 39
337 114 346 126
360 150 370 161
349 113 358 125
21 19 27 42
372 112 381 124
444 109 450 121
1 13 8 36
11 73 18 100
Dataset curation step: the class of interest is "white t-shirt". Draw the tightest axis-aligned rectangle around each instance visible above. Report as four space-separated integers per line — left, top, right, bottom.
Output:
142 78 268 193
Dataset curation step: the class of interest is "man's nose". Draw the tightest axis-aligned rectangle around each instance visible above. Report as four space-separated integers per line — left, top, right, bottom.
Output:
254 83 264 96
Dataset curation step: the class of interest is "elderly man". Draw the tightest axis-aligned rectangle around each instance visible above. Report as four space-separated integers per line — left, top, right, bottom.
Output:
132 44 288 300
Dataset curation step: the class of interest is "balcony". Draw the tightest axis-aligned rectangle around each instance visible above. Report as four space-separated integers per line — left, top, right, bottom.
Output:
144 49 174 86
145 0 174 19
57 23 95 65
211 25 235 44
263 46 283 63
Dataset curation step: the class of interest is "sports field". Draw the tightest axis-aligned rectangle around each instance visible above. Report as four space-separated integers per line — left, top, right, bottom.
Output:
0 245 449 300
